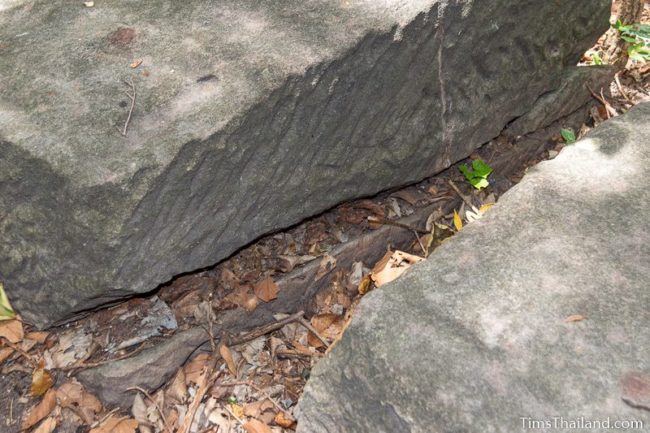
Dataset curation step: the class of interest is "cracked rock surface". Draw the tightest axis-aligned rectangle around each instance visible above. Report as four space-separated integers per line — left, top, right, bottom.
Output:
297 102 650 433
0 0 609 327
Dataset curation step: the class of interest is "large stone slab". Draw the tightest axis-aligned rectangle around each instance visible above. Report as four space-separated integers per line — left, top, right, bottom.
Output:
297 101 650 432
0 0 609 327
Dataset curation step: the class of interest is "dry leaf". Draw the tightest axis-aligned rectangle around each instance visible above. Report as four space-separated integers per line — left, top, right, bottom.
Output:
371 250 424 287
274 411 296 428
89 415 139 433
131 393 148 424
130 59 143 68
479 203 494 214
26 331 49 344
166 369 187 403
453 210 463 231
57 380 102 423
22 388 57 430
0 347 13 364
0 318 23 343
357 275 372 295
184 353 210 385
244 418 273 433
315 254 337 280
31 367 55 396
244 294 258 312
219 344 237 376
229 403 245 419
254 277 279 303
243 399 274 417
565 314 587 323
32 416 57 433
391 188 422 205
307 314 338 348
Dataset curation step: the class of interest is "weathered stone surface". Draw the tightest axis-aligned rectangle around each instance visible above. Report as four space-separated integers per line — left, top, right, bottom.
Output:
505 65 617 138
0 0 609 327
297 102 650 432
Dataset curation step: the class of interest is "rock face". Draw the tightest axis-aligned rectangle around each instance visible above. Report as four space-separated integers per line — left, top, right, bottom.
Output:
297 102 650 432
0 0 609 327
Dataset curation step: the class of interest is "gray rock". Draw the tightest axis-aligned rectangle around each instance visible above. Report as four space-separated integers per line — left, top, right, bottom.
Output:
505 65 618 138
297 102 650 432
77 326 206 407
0 0 609 327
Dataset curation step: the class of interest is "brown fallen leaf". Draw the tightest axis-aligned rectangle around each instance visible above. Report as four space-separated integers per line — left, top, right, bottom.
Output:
0 347 13 364
244 398 274 418
219 343 237 377
307 314 339 348
565 314 587 323
315 254 337 280
357 275 372 295
166 369 187 403
391 188 423 205
57 379 103 424
0 318 23 343
22 388 57 430
253 277 279 303
275 410 296 428
184 353 210 385
31 366 55 397
243 418 273 433
26 331 49 344
32 416 58 433
130 59 143 68
371 250 424 287
89 415 139 433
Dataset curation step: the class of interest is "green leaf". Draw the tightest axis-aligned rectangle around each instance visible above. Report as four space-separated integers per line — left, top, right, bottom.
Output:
560 128 576 144
471 159 493 178
0 283 16 321
459 159 493 190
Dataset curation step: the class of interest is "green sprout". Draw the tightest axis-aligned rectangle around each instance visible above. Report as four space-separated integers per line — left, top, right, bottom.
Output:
459 159 493 190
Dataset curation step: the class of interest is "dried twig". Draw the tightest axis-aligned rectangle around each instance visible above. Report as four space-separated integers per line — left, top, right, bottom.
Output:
0 337 37 368
223 403 246 426
117 77 136 137
614 72 632 103
296 317 330 349
447 180 474 210
586 84 617 118
127 386 173 433
90 408 120 428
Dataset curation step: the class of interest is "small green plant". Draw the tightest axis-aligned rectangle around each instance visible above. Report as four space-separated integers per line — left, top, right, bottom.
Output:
459 159 493 190
585 50 604 65
614 20 650 62
560 128 576 144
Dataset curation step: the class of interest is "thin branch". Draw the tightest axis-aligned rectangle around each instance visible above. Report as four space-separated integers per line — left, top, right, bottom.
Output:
447 180 475 211
127 386 173 433
296 317 330 349
0 337 37 368
586 84 617 118
614 72 632 103
119 77 136 137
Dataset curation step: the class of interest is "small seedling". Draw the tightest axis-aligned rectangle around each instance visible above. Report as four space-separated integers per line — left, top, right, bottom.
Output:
459 159 493 190
614 20 650 62
560 128 576 144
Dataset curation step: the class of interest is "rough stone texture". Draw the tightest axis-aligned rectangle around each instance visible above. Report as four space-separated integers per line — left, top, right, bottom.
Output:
297 101 650 433
0 0 609 327
505 65 617 138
